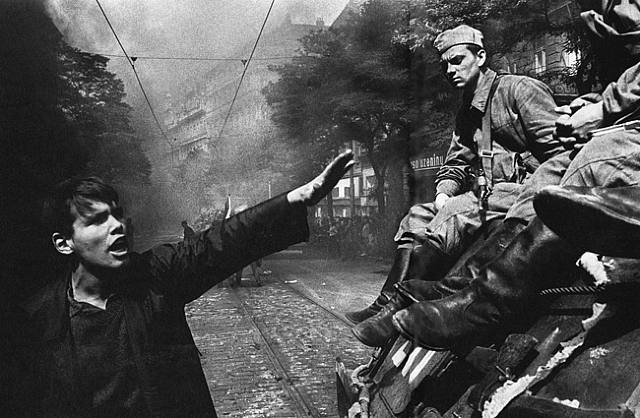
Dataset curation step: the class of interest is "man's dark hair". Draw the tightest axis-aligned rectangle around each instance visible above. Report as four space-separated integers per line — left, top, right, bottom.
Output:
42 176 119 237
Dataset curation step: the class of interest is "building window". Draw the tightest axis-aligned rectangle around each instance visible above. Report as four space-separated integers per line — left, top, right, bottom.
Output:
332 188 339 198
344 187 351 198
562 49 579 70
534 49 546 74
366 175 376 190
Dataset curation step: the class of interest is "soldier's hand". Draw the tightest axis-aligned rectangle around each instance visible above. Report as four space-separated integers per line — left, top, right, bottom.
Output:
554 101 604 151
554 92 602 116
287 150 355 206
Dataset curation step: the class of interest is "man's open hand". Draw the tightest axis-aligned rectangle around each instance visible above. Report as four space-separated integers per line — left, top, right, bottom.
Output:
287 150 355 206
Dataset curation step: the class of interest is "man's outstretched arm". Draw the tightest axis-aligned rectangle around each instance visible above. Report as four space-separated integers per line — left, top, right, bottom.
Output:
147 150 355 302
286 150 356 205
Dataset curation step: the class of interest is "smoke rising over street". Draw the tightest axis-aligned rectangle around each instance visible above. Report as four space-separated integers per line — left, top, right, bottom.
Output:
38 0 350 232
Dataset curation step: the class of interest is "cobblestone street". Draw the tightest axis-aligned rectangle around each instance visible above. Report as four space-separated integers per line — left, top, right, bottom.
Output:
184 249 390 417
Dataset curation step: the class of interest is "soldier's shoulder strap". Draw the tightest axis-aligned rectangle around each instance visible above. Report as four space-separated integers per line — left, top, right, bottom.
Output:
478 74 503 187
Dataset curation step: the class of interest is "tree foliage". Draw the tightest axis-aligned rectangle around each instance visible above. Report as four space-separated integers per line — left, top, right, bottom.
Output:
264 0 413 215
57 44 152 185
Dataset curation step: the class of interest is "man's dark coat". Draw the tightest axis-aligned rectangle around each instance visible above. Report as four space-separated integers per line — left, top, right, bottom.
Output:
11 195 308 417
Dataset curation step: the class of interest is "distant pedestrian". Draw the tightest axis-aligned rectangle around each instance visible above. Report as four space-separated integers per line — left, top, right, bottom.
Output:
181 220 195 243
361 217 374 256
328 221 340 257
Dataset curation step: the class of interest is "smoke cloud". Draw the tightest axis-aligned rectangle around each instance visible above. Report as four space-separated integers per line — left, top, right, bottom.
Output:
44 0 350 105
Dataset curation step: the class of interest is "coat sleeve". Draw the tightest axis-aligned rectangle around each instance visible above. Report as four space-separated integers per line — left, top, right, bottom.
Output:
145 193 309 303
435 112 474 197
602 61 640 123
511 77 564 163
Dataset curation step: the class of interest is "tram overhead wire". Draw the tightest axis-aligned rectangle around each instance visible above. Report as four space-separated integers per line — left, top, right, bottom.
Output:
90 53 301 62
216 0 276 141
94 0 173 149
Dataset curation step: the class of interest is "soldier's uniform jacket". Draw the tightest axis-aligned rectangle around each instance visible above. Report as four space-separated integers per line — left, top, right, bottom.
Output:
603 60 640 121
435 68 565 197
11 194 308 417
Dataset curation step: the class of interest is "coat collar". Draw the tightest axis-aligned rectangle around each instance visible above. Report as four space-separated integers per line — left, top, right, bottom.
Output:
20 253 152 342
468 68 497 114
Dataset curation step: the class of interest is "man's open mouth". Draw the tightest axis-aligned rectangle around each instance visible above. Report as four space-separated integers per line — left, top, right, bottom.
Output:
109 237 129 254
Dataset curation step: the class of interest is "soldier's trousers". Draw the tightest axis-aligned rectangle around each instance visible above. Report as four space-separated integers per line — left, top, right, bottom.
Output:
394 182 523 257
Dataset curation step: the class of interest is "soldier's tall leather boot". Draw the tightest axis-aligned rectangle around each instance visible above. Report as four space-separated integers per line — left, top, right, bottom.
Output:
427 218 527 300
392 217 581 352
345 242 452 324
535 185 640 258
352 280 437 347
351 219 526 347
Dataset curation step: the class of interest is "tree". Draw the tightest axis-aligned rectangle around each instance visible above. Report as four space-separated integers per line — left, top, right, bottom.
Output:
57 43 152 185
264 0 413 216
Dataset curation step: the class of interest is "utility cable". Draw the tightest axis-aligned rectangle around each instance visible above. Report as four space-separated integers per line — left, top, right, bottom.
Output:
93 53 301 62
94 0 173 148
217 0 276 141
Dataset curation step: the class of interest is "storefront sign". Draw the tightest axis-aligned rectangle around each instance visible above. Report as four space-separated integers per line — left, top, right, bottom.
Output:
410 154 445 171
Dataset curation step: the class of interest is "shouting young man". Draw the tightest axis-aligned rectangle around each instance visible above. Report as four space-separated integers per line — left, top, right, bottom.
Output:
11 151 354 417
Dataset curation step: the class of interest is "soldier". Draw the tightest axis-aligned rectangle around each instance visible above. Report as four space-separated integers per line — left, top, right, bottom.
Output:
346 24 565 325
10 151 354 417
357 2 640 351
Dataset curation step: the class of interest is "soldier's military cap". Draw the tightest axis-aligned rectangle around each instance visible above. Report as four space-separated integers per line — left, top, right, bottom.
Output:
433 24 484 54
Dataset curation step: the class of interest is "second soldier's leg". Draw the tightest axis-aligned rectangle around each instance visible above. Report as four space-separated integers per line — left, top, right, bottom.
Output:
505 151 572 222
534 130 640 256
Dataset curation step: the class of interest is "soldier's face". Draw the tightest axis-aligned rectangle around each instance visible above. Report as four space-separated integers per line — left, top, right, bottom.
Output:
440 44 486 89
